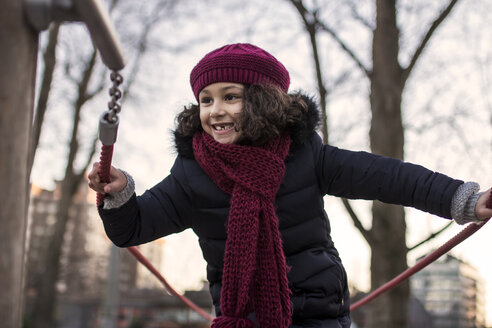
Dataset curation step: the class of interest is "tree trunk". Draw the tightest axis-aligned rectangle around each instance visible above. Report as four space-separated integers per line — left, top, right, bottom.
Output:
30 49 97 328
306 21 329 143
30 175 77 328
367 1 408 327
29 23 60 172
0 1 38 327
289 0 462 326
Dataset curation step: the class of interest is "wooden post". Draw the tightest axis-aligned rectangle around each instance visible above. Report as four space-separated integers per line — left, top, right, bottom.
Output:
0 0 38 327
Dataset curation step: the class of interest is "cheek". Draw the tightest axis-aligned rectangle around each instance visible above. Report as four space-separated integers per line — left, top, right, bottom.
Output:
199 108 207 123
199 109 211 130
232 105 243 119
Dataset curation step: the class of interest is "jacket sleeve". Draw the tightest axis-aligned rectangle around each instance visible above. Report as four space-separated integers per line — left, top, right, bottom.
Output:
98 157 194 247
311 134 463 219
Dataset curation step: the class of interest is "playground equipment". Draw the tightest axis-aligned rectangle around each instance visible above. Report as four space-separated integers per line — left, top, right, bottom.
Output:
25 0 125 71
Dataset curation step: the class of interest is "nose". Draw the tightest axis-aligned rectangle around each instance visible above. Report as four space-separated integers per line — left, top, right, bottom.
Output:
209 100 225 117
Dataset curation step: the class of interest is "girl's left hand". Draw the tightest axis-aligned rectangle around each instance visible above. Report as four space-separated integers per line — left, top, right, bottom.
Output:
475 189 492 221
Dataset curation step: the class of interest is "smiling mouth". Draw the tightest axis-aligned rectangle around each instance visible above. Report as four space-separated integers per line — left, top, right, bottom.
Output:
213 123 235 131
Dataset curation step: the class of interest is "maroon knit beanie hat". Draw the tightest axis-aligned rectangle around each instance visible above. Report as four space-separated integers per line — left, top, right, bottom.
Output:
190 43 290 100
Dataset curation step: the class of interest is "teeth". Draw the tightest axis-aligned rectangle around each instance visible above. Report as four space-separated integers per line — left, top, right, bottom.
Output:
214 124 233 131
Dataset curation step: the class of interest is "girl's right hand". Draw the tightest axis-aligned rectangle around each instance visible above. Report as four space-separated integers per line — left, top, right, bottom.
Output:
88 162 127 194
475 188 492 221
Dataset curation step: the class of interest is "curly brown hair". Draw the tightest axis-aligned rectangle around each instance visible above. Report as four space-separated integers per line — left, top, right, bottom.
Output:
175 84 308 146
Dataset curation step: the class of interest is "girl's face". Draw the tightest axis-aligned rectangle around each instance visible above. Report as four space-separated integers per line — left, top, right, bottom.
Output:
199 82 244 144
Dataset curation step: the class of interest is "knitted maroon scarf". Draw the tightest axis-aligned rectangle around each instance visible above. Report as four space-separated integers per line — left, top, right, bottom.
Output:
193 131 292 328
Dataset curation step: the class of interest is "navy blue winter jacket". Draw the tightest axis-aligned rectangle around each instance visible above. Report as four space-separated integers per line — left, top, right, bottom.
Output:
98 96 463 325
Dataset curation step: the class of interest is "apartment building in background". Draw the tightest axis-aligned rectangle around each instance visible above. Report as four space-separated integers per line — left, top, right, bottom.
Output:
25 181 212 327
411 253 486 328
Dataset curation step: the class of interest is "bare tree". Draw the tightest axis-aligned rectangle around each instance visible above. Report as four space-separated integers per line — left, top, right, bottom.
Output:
29 23 60 174
289 0 460 327
29 47 101 328
289 1 329 143
25 1 185 327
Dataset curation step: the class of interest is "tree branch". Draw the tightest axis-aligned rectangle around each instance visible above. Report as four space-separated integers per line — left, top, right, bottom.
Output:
29 23 60 172
65 49 98 194
75 50 98 106
74 133 99 184
120 22 151 102
85 79 106 102
121 0 178 101
314 15 372 78
347 1 374 30
289 0 329 142
407 221 453 252
341 198 372 244
401 0 460 86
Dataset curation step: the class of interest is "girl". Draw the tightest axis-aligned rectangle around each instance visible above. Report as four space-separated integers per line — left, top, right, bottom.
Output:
88 43 492 328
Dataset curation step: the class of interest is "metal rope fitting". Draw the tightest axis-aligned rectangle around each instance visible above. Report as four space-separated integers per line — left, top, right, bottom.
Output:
98 111 119 146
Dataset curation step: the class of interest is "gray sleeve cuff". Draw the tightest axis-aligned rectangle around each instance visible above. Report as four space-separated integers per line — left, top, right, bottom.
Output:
451 181 481 225
102 170 135 210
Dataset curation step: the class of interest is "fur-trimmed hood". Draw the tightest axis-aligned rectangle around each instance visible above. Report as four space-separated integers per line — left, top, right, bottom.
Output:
173 93 321 158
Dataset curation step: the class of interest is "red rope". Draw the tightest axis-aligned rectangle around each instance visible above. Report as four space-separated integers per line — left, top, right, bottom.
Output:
350 217 489 311
127 246 214 321
96 135 490 316
96 144 114 207
95 143 213 321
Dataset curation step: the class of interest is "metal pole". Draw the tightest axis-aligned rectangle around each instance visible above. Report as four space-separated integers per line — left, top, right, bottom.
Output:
102 245 120 328
0 0 39 327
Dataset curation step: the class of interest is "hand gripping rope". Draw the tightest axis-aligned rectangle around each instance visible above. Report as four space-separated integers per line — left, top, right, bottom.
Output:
96 71 214 322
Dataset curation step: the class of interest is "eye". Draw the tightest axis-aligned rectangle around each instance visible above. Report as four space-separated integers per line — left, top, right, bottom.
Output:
225 93 241 101
199 96 212 105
